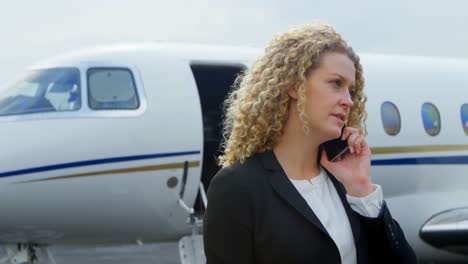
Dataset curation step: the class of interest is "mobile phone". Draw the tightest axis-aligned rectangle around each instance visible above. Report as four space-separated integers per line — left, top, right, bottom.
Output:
323 127 349 162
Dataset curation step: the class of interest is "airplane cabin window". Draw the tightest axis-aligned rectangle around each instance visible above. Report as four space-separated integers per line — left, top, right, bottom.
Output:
87 68 139 110
0 67 81 116
421 102 441 136
461 104 468 135
380 101 401 136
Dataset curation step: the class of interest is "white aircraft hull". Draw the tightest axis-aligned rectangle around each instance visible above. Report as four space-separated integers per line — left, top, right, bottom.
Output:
0 43 466 262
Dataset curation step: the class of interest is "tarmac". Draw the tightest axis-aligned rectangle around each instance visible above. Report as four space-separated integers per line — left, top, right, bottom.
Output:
50 242 180 264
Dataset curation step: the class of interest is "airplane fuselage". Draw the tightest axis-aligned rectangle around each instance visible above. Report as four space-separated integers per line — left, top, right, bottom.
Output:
0 43 467 262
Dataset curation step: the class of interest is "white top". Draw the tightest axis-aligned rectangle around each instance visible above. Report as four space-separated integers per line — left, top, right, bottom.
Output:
289 167 383 264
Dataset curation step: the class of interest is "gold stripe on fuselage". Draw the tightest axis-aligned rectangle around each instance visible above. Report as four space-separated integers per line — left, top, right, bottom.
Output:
16 161 200 184
371 145 468 154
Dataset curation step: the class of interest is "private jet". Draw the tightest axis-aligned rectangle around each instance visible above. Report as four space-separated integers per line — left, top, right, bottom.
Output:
0 43 467 263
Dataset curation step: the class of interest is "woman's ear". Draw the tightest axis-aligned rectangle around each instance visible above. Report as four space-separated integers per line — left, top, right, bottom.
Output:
287 84 298 100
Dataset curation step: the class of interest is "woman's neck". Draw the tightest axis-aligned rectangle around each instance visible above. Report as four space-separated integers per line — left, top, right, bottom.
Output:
273 112 322 181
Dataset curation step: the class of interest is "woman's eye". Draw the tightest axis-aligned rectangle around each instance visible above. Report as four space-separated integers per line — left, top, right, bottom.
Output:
331 79 341 86
349 90 356 97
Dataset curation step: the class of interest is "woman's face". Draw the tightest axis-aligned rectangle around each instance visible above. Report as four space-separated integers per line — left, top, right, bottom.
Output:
302 51 356 141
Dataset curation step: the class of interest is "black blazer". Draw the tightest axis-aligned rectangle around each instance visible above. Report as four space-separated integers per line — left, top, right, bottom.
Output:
203 150 417 264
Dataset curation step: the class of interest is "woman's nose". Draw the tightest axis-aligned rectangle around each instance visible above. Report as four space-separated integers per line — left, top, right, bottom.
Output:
340 90 354 108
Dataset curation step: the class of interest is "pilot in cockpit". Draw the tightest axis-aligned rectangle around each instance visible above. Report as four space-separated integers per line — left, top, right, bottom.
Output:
46 80 81 111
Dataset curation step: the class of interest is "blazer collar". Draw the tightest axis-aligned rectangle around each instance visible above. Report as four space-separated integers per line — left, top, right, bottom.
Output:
259 150 360 244
259 150 329 236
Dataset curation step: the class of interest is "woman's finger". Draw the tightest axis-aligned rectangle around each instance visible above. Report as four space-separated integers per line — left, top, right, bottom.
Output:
353 135 363 154
361 136 369 153
347 132 360 153
342 126 358 140
341 128 349 140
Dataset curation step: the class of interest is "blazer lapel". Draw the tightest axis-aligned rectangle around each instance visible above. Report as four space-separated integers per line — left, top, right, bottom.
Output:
323 167 361 245
259 150 330 237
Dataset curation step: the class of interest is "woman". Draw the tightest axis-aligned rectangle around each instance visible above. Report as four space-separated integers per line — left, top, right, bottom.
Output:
203 22 417 264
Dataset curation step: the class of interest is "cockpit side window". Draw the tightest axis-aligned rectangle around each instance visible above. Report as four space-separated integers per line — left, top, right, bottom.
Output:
87 68 140 110
0 67 81 116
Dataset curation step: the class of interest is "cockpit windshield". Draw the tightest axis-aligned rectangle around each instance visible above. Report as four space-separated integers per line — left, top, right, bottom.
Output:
0 67 81 116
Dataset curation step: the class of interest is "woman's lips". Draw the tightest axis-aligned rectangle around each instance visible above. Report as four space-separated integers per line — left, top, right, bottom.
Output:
331 113 345 123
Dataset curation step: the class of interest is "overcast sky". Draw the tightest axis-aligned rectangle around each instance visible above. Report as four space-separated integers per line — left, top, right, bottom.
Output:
1 0 468 83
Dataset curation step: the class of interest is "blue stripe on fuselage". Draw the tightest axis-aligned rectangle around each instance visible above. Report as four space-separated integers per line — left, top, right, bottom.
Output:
371 155 468 165
0 150 201 178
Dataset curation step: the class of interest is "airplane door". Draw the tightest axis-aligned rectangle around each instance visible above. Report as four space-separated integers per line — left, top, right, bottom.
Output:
189 63 246 213
136 57 205 235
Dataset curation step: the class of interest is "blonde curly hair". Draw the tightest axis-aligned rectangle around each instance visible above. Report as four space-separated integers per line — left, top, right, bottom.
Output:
219 22 367 167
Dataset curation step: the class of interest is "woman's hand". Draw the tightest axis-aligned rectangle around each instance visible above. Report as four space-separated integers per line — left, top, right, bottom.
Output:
320 126 375 197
